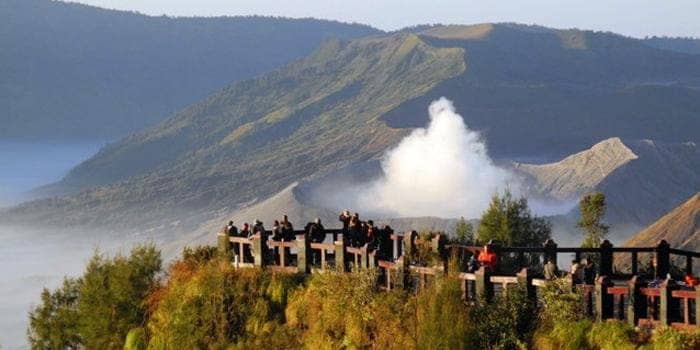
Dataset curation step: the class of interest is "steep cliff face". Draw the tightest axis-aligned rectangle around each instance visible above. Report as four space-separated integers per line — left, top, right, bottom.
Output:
516 138 700 227
623 193 700 251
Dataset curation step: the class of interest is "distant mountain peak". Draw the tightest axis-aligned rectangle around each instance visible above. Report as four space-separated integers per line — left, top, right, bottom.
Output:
516 137 638 199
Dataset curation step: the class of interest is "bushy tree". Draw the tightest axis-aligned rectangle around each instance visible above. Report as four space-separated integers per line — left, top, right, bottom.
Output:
454 216 474 244
28 278 82 349
78 245 161 349
477 191 552 246
577 192 610 248
147 258 303 349
27 244 161 350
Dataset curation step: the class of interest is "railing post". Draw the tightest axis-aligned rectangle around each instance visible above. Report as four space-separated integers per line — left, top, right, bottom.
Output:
251 234 266 268
631 251 638 275
686 255 693 275
217 232 231 260
696 286 700 327
360 244 369 269
296 237 310 274
655 240 670 279
627 276 645 326
335 239 347 272
517 268 536 301
431 234 448 261
595 276 613 321
475 266 493 303
543 239 558 266
395 256 406 290
405 231 417 260
659 278 679 326
599 240 613 277
368 250 377 269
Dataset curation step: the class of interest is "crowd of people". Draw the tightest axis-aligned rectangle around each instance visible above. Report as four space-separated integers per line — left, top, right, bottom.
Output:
223 216 700 287
222 210 396 263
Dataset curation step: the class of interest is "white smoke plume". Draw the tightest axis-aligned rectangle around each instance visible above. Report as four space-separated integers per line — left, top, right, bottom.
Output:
361 97 519 218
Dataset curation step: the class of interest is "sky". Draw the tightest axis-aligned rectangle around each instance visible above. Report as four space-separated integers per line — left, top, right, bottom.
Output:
69 0 700 38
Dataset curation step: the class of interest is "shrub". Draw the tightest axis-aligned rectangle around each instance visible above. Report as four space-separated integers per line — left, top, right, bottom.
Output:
412 276 474 349
470 284 535 349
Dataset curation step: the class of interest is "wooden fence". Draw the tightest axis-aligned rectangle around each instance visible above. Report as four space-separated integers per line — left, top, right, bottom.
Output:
216 229 699 330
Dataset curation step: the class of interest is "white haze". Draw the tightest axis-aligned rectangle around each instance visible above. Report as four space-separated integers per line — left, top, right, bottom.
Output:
361 97 519 218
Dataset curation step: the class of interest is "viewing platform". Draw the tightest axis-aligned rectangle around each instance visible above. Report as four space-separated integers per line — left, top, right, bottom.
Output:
217 229 700 330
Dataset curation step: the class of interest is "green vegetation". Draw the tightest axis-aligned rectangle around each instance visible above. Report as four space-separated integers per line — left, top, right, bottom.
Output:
453 216 474 244
28 242 700 349
477 191 552 246
578 192 610 248
28 245 161 350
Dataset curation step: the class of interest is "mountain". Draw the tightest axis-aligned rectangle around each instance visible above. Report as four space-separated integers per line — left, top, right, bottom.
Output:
623 192 700 251
643 37 700 55
0 0 380 140
4 24 700 237
516 137 700 228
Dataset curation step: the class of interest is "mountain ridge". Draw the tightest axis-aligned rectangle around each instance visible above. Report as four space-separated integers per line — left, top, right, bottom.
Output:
4 24 700 238
0 0 381 140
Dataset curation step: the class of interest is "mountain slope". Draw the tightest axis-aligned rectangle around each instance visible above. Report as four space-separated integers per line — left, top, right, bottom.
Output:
5 24 700 235
3 33 465 230
623 193 700 251
381 24 700 159
0 0 379 140
515 137 638 200
517 138 700 227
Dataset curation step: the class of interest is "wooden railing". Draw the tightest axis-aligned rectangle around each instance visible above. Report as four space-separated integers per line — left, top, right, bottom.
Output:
217 230 699 329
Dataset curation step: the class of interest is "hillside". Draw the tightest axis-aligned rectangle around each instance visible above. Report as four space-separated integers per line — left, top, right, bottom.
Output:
517 138 700 228
0 0 379 140
623 193 700 251
4 24 700 236
514 137 638 200
643 37 700 55
3 32 466 231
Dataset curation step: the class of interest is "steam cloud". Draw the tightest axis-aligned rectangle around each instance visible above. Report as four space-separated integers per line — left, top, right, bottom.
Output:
361 97 518 218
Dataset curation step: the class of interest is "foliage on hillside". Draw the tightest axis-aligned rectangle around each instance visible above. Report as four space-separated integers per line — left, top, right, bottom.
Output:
27 243 700 349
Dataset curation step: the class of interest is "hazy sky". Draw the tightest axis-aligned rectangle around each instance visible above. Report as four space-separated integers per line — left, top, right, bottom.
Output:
69 0 700 38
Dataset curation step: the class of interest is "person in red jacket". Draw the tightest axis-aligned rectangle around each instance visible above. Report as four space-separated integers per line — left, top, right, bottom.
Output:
478 245 497 271
684 273 699 287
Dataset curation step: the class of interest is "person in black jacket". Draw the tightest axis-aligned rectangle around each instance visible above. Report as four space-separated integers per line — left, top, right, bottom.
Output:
308 218 326 265
377 225 393 259
226 220 238 237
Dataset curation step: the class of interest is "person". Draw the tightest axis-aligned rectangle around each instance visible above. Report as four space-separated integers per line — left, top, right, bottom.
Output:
252 219 265 237
544 258 558 280
477 245 497 271
365 220 377 250
308 218 326 243
271 220 282 240
239 222 252 261
582 258 596 285
226 220 238 237
281 215 295 241
240 223 251 237
467 254 480 273
348 213 361 247
271 220 282 264
339 210 351 236
570 259 582 284
308 218 326 265
377 225 393 259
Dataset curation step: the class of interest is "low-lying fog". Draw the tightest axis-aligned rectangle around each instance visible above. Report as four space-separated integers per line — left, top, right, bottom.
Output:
0 140 105 348
0 227 144 349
